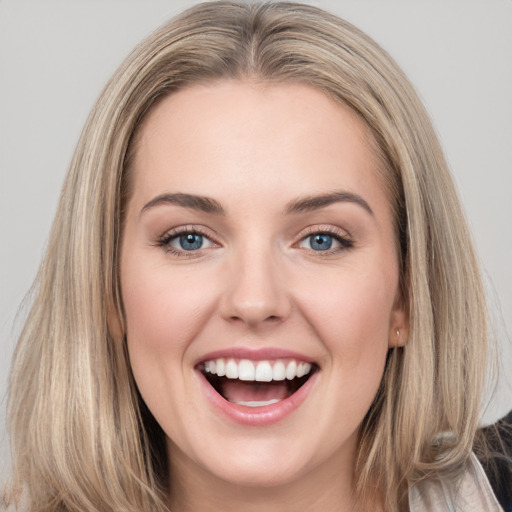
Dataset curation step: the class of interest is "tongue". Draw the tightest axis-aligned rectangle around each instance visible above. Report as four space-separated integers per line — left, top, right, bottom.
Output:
222 380 289 405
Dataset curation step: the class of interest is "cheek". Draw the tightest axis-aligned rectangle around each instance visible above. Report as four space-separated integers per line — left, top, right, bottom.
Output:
121 259 220 426
316 272 393 332
121 260 217 356
121 270 179 405
298 264 396 372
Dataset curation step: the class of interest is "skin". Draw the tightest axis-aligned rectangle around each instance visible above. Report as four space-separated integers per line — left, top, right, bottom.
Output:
119 81 408 512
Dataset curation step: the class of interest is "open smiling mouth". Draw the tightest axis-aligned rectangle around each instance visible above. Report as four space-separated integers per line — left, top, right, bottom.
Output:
199 358 319 407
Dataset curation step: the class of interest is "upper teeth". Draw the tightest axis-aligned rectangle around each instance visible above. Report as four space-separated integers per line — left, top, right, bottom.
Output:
203 358 313 382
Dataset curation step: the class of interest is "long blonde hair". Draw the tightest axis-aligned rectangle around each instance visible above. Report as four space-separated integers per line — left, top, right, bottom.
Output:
6 2 488 511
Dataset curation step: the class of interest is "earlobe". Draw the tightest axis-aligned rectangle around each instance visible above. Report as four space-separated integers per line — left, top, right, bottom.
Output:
389 326 408 347
389 290 409 348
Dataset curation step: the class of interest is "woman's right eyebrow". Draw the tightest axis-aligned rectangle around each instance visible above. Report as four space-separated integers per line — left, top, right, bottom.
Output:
140 192 225 217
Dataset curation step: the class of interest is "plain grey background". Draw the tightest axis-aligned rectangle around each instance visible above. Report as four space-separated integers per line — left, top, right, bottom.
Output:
1 0 511 480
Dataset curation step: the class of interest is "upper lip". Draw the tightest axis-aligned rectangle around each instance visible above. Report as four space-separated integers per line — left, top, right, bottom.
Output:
195 347 316 367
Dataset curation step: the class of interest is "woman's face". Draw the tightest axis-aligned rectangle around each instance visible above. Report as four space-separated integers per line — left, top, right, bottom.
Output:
120 81 407 491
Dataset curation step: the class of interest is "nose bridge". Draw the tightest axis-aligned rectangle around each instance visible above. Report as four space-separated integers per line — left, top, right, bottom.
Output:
221 239 290 327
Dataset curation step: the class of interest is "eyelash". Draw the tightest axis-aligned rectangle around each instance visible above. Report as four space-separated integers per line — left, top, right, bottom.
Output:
155 225 354 258
296 225 354 255
156 225 218 258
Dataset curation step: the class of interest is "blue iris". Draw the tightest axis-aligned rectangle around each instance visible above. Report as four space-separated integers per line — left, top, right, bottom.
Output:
179 233 203 250
309 234 333 251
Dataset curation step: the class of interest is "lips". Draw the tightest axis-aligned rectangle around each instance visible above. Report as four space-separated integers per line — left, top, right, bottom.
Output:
195 350 318 424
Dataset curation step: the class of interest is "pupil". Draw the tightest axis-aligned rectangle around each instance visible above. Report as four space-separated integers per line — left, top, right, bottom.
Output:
180 233 203 250
311 234 332 251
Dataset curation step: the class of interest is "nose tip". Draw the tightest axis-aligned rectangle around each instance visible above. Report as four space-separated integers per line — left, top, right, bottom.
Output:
225 295 284 327
219 256 291 329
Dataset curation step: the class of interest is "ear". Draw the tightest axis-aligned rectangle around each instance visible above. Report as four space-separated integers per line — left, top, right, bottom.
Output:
388 287 409 348
107 302 125 341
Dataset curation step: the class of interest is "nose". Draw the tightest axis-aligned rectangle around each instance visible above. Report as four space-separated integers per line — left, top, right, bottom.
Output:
219 247 292 329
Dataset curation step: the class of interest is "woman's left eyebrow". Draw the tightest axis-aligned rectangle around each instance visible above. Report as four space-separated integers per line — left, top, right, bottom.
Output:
284 191 374 216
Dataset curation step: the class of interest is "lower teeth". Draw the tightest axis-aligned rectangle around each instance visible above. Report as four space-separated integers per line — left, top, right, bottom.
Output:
234 399 281 407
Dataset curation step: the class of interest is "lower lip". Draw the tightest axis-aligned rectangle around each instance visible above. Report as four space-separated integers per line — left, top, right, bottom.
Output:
197 371 318 427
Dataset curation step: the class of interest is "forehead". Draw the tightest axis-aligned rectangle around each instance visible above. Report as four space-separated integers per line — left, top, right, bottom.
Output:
127 80 391 217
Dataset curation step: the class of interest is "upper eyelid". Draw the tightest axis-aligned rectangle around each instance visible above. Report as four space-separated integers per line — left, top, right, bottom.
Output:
295 224 352 240
159 225 219 241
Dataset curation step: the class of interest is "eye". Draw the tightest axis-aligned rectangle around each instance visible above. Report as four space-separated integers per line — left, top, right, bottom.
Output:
297 229 353 253
157 227 217 257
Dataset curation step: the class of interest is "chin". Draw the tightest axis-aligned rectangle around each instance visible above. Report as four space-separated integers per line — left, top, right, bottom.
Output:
204 456 309 489
168 432 316 489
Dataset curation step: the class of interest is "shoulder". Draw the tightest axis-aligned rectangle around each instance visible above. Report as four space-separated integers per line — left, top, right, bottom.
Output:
409 453 504 512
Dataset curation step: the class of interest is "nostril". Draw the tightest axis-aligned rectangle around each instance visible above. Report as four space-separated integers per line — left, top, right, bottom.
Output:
226 311 284 327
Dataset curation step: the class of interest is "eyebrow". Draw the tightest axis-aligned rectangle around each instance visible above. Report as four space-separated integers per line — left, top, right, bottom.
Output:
140 190 373 218
285 191 374 216
141 193 225 216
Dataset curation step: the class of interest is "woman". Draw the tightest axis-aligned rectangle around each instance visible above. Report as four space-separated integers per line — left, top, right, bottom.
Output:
4 2 509 511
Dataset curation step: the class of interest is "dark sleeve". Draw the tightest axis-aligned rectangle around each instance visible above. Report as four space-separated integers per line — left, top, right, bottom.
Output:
478 410 512 512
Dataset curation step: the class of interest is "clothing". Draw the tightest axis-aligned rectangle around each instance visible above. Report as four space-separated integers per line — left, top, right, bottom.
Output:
480 410 512 511
409 453 504 511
